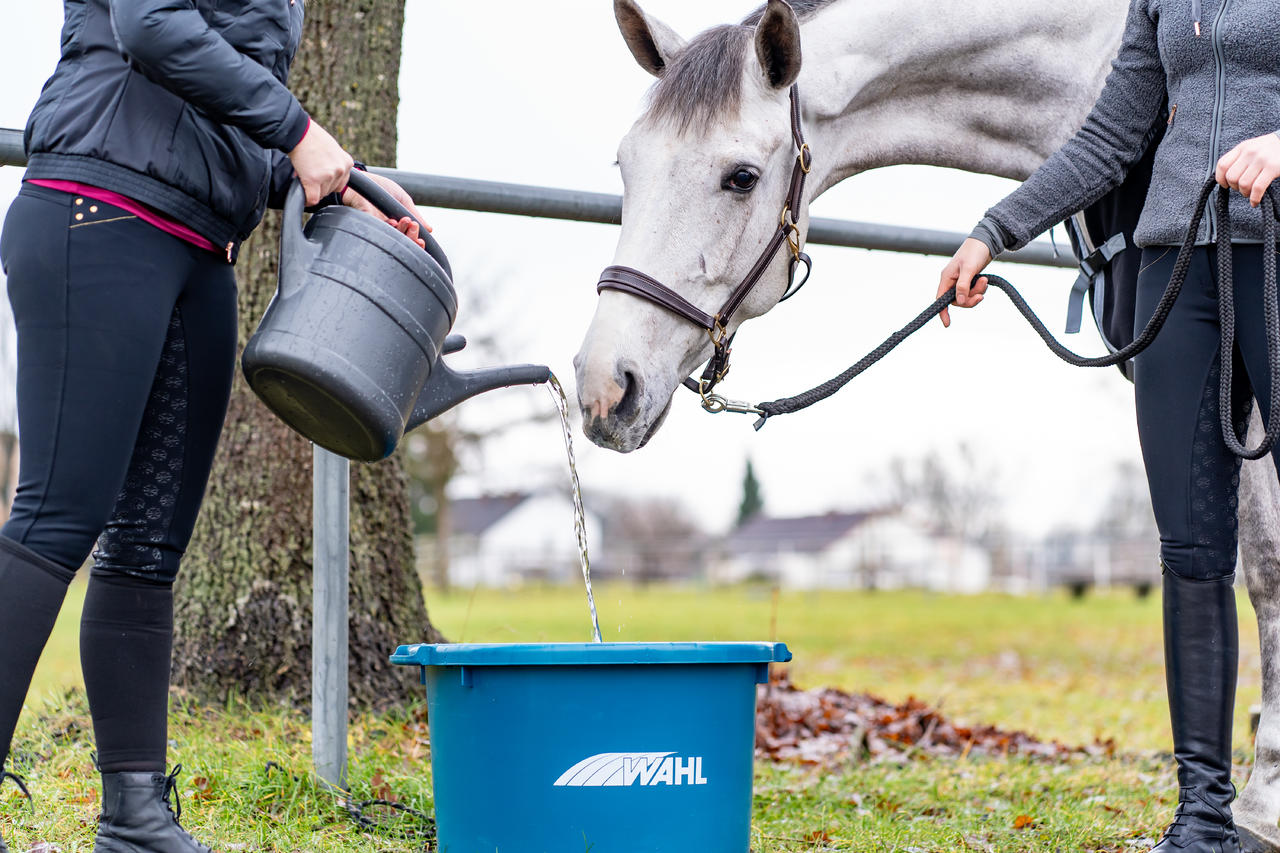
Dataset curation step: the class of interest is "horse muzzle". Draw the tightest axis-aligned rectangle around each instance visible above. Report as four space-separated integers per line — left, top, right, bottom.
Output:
574 355 674 453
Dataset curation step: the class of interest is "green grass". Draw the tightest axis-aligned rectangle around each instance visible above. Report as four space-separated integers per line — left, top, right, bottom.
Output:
426 583 1263 754
7 582 1266 851
750 756 1173 852
4 689 437 853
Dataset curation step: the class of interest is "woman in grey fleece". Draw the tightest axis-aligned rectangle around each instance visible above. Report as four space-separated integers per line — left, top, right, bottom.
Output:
938 2 1280 851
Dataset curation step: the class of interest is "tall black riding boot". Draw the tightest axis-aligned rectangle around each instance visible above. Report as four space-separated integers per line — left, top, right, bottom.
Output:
1152 569 1240 852
93 767 211 853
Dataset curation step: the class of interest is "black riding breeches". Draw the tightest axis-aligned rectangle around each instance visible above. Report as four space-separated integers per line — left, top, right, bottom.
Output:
0 183 237 582
1134 243 1279 581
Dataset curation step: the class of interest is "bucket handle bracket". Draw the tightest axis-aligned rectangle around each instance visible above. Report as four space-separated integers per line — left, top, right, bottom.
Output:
754 663 770 685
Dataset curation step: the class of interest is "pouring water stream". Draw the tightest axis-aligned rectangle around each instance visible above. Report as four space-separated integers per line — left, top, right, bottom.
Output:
547 374 603 643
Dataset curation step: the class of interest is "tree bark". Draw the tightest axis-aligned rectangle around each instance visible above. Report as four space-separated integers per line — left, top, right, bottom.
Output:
172 0 443 710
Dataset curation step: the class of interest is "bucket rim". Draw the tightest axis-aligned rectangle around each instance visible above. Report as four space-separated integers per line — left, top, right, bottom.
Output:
389 641 792 667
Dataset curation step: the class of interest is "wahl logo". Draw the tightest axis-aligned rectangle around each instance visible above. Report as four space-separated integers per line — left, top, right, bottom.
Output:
553 752 709 788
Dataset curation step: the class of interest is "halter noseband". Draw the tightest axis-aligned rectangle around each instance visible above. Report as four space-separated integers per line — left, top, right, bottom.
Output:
595 85 813 407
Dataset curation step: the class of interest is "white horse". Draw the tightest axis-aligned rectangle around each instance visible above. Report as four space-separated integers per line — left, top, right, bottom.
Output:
572 0 1280 849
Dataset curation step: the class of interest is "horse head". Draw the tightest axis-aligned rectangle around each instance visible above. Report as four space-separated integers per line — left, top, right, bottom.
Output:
574 0 809 452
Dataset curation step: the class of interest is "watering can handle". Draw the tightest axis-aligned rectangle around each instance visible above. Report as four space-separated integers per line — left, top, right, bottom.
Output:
344 170 452 281
280 179 321 298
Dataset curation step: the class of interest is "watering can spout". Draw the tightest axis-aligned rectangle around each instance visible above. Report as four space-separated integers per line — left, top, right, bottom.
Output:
408 358 552 431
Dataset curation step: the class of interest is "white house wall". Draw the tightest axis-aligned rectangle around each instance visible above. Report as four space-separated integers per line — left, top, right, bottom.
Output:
712 514 993 592
451 494 603 588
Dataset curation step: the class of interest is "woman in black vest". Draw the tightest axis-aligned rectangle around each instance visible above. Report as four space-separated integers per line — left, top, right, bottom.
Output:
937 2 1280 851
0 1 424 850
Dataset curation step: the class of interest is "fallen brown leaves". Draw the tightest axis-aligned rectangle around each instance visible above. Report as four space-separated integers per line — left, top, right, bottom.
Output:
189 775 216 803
755 669 1116 766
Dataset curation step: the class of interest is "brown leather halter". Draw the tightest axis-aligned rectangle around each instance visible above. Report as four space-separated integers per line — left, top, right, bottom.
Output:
595 85 813 407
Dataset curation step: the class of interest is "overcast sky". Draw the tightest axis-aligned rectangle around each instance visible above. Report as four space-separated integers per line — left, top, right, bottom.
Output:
0 1 1148 537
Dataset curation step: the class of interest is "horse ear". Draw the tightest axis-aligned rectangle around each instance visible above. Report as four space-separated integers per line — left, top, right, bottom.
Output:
614 0 687 78
754 0 802 90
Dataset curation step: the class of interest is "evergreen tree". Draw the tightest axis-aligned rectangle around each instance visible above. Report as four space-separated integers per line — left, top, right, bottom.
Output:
737 459 765 526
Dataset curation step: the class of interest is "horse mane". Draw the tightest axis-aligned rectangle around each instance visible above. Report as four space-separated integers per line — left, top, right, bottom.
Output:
742 0 837 26
644 0 836 135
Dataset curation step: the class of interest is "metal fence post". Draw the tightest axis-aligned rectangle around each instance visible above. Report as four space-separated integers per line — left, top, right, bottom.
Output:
312 445 350 790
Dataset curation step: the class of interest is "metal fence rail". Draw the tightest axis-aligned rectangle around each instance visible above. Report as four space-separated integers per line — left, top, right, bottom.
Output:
0 127 1074 269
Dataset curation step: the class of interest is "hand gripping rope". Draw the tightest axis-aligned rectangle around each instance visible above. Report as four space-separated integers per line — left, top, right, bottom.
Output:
721 178 1280 462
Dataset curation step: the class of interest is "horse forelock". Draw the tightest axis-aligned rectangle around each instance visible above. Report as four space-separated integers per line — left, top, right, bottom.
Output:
645 26 752 135
643 1 836 136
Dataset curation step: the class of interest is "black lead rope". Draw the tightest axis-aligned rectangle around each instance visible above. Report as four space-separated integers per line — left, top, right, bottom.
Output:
261 761 437 843
747 179 1280 462
1216 186 1280 459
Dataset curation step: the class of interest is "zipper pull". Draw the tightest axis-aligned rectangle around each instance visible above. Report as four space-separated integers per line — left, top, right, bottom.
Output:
1167 104 1178 126
226 241 234 263
1192 0 1202 36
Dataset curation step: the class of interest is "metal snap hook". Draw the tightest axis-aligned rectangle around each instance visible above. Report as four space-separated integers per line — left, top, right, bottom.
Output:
699 392 763 417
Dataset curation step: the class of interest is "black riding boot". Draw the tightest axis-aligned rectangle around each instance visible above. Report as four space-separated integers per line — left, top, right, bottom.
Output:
1152 570 1240 853
93 767 212 853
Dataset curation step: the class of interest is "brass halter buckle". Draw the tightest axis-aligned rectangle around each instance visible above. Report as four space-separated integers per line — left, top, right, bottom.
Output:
708 319 731 350
780 206 802 261
705 319 732 385
797 143 812 174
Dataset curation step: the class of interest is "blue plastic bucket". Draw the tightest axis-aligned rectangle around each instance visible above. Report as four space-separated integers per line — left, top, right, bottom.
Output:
389 641 792 853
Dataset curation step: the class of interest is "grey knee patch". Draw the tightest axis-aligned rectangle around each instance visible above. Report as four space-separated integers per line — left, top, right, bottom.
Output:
1182 357 1246 579
92 308 188 585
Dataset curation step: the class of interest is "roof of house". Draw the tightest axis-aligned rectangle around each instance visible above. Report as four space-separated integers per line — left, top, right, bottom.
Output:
727 511 876 555
450 494 529 536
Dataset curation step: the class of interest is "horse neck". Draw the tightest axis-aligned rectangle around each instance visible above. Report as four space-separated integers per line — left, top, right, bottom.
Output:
794 0 1129 193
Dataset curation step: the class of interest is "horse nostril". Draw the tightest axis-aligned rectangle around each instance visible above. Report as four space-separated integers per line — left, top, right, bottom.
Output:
615 369 643 421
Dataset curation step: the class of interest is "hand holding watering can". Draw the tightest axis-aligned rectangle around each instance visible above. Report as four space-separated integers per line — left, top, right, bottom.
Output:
242 169 550 462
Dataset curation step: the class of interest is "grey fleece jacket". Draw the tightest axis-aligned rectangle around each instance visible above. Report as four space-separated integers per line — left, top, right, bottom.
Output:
971 0 1280 256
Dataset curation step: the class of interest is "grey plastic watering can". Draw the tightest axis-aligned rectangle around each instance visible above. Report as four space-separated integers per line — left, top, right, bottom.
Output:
242 170 550 462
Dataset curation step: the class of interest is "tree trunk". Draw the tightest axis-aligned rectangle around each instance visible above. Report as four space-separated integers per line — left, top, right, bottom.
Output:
171 0 444 710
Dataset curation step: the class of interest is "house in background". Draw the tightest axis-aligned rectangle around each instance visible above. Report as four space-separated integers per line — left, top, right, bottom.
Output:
711 509 991 592
433 497 995 592
441 491 604 588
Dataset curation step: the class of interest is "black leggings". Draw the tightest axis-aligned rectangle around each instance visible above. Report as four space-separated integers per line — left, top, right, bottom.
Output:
0 183 236 773
0 184 237 580
1134 243 1280 581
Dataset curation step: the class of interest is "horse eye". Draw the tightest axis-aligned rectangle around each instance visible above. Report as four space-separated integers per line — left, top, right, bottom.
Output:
724 168 760 193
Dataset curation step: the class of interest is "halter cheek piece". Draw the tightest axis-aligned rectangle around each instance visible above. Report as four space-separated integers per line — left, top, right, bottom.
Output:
595 85 813 410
